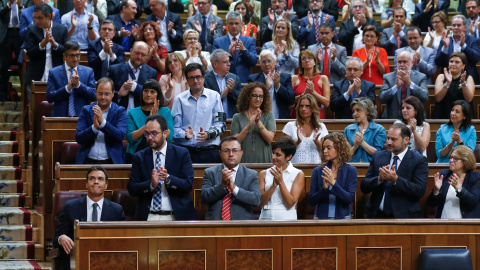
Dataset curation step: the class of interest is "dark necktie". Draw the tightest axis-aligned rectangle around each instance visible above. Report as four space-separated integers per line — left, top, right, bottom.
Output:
401 84 407 100
11 2 19 27
128 66 137 81
102 52 110 77
383 155 399 216
151 152 163 211
200 15 207 51
92 202 98 221
68 68 76 117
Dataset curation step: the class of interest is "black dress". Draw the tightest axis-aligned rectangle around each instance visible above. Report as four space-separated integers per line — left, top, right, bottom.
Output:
433 76 473 119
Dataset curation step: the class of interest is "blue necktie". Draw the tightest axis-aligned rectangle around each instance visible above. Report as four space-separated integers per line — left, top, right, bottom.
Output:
11 2 19 27
128 66 136 81
383 155 398 216
151 152 162 211
101 54 109 77
200 15 207 51
68 68 76 117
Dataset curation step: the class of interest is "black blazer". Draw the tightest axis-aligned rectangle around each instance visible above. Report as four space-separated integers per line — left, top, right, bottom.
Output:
330 78 376 119
428 170 480 218
107 13 141 50
204 71 241 118
361 149 429 218
412 0 449 32
143 12 183 52
248 72 295 119
0 0 24 43
339 17 378 55
87 39 126 80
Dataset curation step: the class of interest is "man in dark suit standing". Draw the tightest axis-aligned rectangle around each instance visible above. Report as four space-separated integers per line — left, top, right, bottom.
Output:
75 77 128 164
248 49 294 119
213 11 257 83
88 19 125 80
466 0 479 39
204 49 241 118
47 40 97 117
261 0 299 43
185 0 223 52
361 123 428 218
298 0 337 49
435 14 480 84
143 0 183 52
330 57 376 119
128 114 197 221
381 7 409 56
24 4 68 86
202 136 261 220
412 0 449 32
108 41 157 111
261 0 309 22
107 0 141 52
54 166 126 270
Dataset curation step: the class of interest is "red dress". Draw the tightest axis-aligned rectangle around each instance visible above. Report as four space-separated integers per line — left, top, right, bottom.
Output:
225 23 258 37
352 46 390 85
146 45 168 80
292 74 325 119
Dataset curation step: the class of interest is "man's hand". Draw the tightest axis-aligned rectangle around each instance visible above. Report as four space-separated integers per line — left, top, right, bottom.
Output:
118 81 132 97
330 46 337 61
228 39 238 55
459 32 466 47
307 11 313 28
209 20 217 34
393 21 402 36
441 29 451 48
131 24 139 39
424 0 433 13
268 8 275 25
93 105 104 123
237 38 246 51
355 13 366 27
87 14 94 28
197 127 208 143
283 11 290 20
193 21 202 34
353 77 361 94
120 27 131 37
168 21 174 33
71 14 77 29
397 70 411 86
185 125 194 140
221 168 234 187
157 166 168 181
59 235 74 254
69 69 80 89
272 72 281 89
265 71 273 90
40 30 49 48
323 14 331 23
379 165 398 182
226 78 235 92
151 168 161 188
413 51 421 66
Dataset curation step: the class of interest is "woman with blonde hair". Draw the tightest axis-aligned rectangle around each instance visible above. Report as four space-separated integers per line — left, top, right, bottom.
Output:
159 53 188 109
175 29 212 72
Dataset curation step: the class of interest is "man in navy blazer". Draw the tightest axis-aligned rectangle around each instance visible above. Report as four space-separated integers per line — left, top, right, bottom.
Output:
330 57 376 119
76 78 128 164
54 166 125 270
185 0 224 52
361 123 428 218
20 0 61 41
435 15 480 84
248 49 294 119
213 11 257 83
128 114 197 221
107 0 141 52
88 20 125 80
298 0 337 48
143 0 183 52
108 41 158 111
47 41 97 117
261 0 299 43
204 49 241 118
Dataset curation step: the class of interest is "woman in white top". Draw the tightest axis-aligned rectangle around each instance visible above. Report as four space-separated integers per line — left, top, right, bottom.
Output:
427 145 480 218
259 137 305 220
175 29 212 72
423 11 448 53
283 94 328 163
394 96 430 157
159 53 188 110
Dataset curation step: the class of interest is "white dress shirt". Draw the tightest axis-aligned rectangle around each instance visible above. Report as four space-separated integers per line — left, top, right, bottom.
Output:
86 196 104 221
149 142 173 211
379 147 408 211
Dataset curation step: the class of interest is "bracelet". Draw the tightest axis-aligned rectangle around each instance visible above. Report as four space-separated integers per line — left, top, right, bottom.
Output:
88 26 93 30
460 82 467 87
458 142 464 145
443 83 449 88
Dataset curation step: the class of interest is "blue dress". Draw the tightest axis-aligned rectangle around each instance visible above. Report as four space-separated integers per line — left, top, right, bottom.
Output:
435 124 477 163
344 121 387 162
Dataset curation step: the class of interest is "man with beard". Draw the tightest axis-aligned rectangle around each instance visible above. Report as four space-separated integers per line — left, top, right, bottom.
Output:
298 0 337 48
261 0 299 43
379 50 427 119
361 123 428 218
127 114 197 221
466 0 479 39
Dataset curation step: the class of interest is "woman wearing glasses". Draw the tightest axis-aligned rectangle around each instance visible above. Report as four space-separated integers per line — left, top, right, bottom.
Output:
259 137 305 220
126 79 174 163
428 145 480 218
422 11 448 53
175 29 212 72
231 82 276 163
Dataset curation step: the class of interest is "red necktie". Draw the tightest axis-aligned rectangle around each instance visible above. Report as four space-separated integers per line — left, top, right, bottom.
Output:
232 37 237 57
401 84 407 100
323 46 329 78
315 16 321 43
397 35 401 49
288 0 292 10
221 169 235 220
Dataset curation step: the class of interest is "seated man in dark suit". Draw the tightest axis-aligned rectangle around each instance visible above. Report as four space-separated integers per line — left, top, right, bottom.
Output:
261 0 299 43
298 0 337 49
143 0 183 52
330 57 376 119
24 4 68 86
87 19 125 80
380 7 409 56
248 49 294 119
108 41 158 111
127 114 197 221
54 166 126 270
435 14 480 84
107 0 141 52
379 50 427 119
361 123 428 218
204 49 241 118
201 136 261 220
76 77 128 164
213 11 257 83
47 40 96 117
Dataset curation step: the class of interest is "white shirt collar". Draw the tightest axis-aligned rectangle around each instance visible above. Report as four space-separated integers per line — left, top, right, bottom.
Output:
65 62 77 71
321 42 333 49
228 32 241 42
153 141 168 157
86 196 104 212
391 146 409 161
223 164 240 172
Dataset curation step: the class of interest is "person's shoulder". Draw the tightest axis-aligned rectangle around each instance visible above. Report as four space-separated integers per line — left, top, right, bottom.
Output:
421 46 435 54
205 164 222 173
333 78 347 87
158 106 172 115
334 43 346 50
370 121 386 131
64 196 85 209
239 164 259 177
133 146 152 161
109 62 125 71
345 123 357 130
110 102 127 114
104 198 123 211
78 64 94 73
61 10 73 20
204 87 221 97
341 163 357 173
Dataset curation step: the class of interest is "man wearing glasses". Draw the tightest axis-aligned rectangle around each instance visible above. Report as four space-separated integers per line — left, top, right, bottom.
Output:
201 136 261 220
185 0 223 52
128 114 197 221
47 40 96 117
172 63 226 163
75 77 128 164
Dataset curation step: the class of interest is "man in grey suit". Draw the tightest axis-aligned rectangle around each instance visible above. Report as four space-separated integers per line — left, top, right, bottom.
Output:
201 136 261 220
261 0 299 43
466 0 480 39
379 50 428 119
380 7 409 56
394 27 436 84
307 23 346 84
185 0 223 52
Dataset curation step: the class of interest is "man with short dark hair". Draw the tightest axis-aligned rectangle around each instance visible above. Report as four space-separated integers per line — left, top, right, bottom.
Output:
144 0 183 52
261 0 299 43
47 40 96 117
185 0 223 52
381 7 409 56
201 136 261 220
361 123 428 218
107 0 140 51
75 77 128 164
61 0 100 50
54 166 125 269
466 0 479 38
298 0 337 49
128 114 197 221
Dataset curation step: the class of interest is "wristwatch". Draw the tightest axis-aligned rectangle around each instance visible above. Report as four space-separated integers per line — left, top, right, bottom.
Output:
456 187 463 194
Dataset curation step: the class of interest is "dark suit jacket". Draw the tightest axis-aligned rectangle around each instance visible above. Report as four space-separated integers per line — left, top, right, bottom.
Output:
339 17 378 55
107 13 141 50
379 70 428 119
143 11 183 52
394 46 436 84
309 162 357 219
46 64 97 117
24 22 68 84
127 144 197 221
428 170 480 218
412 1 449 32
185 13 223 52
380 26 409 56
204 71 241 118
106 0 119 15
260 0 312 21
213 35 257 83
19 4 61 40
75 102 128 164
330 78 376 119
87 39 125 80
0 0 24 44
323 0 340 21
248 72 294 119
53 196 125 270
435 35 480 84
361 149 429 218
108 62 158 109
201 164 261 220
298 13 337 48
261 13 300 43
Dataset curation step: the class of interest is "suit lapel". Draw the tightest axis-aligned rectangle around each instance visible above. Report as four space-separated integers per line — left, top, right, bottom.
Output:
207 72 220 93
100 199 110 220
395 149 411 176
234 165 245 191
163 145 171 172
59 65 69 88
79 196 88 221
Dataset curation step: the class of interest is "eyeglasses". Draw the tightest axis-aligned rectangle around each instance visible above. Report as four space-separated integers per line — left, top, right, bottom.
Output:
66 54 81 58
220 149 242 154
251 94 264 99
466 6 478 9
449 156 461 162
186 37 198 41
187 75 204 81
352 5 364 9
197 2 209 5
301 57 314 62
143 28 154 32
309 0 322 3
217 60 230 64
144 131 160 138
431 20 442 24
260 59 274 64
96 92 112 97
